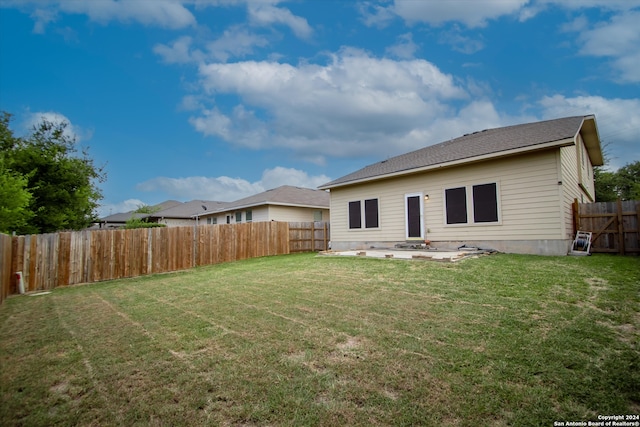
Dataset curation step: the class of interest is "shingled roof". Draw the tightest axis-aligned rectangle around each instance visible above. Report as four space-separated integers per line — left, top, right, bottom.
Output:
198 185 329 217
319 115 602 189
150 200 228 219
99 200 182 223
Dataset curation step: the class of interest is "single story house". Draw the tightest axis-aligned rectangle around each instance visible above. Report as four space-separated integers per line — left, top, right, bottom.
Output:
147 200 228 227
195 185 330 225
96 200 226 228
318 115 604 255
96 200 182 229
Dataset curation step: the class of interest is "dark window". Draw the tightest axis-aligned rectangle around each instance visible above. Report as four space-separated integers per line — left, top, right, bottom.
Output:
246 210 252 222
364 199 379 228
348 201 361 229
445 187 467 224
235 212 242 223
473 183 498 223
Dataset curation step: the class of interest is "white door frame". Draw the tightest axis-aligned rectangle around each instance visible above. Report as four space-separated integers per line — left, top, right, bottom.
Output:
405 192 424 240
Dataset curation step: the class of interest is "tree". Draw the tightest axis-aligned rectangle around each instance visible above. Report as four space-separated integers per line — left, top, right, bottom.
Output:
594 160 640 202
615 161 640 201
0 113 32 233
594 167 618 202
0 157 32 234
0 112 106 234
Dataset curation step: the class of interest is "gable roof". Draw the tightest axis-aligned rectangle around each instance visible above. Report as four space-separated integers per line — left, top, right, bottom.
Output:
319 115 603 190
99 200 182 223
197 185 329 217
150 200 228 219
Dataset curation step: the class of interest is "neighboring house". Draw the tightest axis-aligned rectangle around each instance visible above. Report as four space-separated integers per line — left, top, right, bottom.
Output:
195 185 330 225
318 115 604 255
96 200 226 228
147 200 228 227
96 200 182 229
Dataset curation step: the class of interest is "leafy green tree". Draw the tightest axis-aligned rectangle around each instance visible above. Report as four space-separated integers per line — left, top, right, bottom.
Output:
0 113 32 233
615 161 640 201
132 204 160 214
1 112 106 234
0 157 32 234
594 167 619 202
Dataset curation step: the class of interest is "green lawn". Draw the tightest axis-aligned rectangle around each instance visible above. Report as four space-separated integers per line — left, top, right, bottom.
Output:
1 253 638 426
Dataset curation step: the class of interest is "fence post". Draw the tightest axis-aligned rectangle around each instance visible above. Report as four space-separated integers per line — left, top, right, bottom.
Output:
617 199 625 255
324 222 328 251
572 198 580 236
193 224 199 268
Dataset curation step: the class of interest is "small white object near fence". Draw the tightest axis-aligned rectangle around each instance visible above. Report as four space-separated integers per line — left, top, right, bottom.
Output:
569 231 592 256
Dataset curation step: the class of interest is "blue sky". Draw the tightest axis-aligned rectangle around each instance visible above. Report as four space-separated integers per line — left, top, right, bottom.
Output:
1 0 639 217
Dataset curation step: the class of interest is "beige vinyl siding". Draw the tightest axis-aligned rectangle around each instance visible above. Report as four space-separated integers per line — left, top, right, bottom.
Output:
330 149 564 244
158 218 196 227
267 205 329 222
248 206 270 222
559 133 595 239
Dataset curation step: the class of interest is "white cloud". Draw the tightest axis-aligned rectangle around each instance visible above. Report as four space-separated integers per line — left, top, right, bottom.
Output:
571 11 640 83
260 166 331 190
190 48 473 161
154 27 270 64
535 0 640 11
206 25 270 61
12 0 196 32
385 33 419 59
391 0 529 27
539 94 640 169
135 167 330 201
358 1 396 28
438 26 485 54
247 3 313 38
154 36 201 64
22 111 91 143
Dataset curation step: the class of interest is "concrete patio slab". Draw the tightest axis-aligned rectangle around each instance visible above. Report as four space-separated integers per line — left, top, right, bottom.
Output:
318 248 492 262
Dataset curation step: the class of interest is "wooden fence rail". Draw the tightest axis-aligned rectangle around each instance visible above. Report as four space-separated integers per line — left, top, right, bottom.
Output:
573 199 640 255
0 221 329 301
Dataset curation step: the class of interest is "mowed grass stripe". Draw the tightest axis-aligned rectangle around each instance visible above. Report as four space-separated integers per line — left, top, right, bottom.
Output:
1 253 638 426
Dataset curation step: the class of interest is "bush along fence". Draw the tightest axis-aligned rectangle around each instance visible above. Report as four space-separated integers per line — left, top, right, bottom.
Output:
573 199 640 255
0 221 330 301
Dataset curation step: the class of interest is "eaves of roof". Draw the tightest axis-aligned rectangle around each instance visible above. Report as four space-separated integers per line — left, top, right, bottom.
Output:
319 115 601 190
195 201 328 218
319 137 576 190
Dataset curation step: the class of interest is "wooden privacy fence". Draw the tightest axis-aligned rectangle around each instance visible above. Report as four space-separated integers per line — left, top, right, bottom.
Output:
0 221 330 299
573 199 640 255
289 222 330 253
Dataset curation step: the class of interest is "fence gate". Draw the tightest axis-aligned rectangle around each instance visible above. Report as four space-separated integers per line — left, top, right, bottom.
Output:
573 199 640 255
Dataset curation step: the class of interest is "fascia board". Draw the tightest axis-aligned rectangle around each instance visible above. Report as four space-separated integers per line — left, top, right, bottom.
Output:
193 202 328 217
319 138 576 190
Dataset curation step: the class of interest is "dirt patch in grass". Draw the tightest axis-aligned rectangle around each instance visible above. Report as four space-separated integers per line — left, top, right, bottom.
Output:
1 253 639 426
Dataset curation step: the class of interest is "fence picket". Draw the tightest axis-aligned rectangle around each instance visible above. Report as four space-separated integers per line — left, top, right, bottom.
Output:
575 199 640 254
0 221 328 300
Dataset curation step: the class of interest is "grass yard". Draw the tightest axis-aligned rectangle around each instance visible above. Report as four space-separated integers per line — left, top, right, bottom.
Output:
1 253 639 426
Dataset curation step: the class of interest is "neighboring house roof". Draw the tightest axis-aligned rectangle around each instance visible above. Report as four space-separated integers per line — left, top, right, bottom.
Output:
99 200 183 223
150 200 228 220
197 185 329 217
319 115 603 190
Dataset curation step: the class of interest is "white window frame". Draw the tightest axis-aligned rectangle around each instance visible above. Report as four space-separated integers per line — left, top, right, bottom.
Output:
348 198 380 231
443 181 502 226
